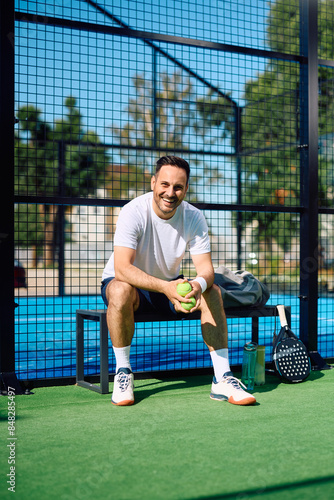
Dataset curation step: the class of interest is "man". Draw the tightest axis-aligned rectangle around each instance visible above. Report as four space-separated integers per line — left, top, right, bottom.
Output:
101 156 256 406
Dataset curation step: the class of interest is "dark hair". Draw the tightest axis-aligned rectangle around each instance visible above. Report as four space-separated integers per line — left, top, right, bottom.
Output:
155 156 190 184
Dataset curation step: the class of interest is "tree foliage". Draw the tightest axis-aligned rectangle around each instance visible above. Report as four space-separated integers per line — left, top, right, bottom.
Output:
242 0 334 252
15 97 109 265
194 0 334 254
111 71 227 200
15 96 108 198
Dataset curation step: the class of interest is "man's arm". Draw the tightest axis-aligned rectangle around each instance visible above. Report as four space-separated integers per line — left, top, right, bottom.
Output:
191 252 215 289
182 252 215 311
114 246 186 308
114 246 165 292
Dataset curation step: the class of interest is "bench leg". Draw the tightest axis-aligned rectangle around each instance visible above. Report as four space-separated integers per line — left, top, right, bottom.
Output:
285 306 291 327
252 316 259 344
76 312 110 394
99 313 109 394
76 312 84 385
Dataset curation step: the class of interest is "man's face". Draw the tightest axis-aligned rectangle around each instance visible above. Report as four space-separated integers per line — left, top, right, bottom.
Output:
151 165 189 220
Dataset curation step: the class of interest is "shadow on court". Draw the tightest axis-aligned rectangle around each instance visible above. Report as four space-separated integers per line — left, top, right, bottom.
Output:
186 475 334 499
129 369 326 404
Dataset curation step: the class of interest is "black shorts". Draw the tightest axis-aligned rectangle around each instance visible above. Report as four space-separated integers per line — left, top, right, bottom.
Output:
101 276 185 318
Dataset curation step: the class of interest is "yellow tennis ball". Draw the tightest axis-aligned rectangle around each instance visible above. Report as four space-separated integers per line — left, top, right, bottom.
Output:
177 282 192 297
181 297 196 311
177 282 195 310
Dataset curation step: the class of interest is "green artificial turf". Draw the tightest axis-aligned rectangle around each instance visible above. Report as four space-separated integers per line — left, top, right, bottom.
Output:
1 369 334 500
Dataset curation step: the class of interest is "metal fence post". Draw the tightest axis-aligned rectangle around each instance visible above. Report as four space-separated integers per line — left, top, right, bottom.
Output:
235 105 243 270
0 0 24 393
299 0 330 369
299 0 318 351
58 141 66 296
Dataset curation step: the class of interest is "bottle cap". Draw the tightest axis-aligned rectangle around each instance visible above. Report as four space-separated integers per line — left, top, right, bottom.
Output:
243 342 258 351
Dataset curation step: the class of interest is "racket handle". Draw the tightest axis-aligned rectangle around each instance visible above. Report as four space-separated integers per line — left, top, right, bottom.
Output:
277 305 288 327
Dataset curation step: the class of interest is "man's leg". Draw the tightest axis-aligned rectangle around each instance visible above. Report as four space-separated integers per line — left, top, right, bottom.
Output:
105 279 140 348
199 284 228 351
199 284 256 406
199 284 231 380
105 279 140 406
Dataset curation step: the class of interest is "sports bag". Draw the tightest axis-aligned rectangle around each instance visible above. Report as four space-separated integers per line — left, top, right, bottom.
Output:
214 265 270 309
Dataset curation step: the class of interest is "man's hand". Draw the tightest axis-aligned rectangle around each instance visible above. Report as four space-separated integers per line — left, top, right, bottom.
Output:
163 279 201 313
188 279 202 310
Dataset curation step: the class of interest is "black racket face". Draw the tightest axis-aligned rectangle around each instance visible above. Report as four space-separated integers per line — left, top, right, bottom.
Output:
274 337 311 382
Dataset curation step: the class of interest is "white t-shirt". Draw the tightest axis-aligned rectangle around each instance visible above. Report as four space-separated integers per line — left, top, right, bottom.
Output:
102 192 210 281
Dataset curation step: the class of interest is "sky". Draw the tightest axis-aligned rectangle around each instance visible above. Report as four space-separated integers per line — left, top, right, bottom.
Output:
15 0 272 128
14 0 273 208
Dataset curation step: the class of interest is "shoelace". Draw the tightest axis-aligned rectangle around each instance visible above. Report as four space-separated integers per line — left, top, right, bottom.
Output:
117 372 131 392
224 375 247 391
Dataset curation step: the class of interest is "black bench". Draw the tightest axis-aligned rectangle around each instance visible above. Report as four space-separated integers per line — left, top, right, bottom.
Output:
76 305 290 394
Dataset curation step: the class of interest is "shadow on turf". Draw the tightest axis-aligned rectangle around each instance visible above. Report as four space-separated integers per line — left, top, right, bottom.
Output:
133 373 272 404
185 475 334 499
131 369 325 404
133 374 215 403
253 368 325 393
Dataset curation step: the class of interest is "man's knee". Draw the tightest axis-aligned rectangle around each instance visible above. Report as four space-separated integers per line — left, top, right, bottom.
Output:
106 280 137 309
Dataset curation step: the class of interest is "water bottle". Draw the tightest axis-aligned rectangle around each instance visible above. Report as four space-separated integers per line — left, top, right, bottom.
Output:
241 342 257 391
255 345 266 386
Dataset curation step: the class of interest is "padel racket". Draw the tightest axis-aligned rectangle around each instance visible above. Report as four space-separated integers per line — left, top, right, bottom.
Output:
272 305 311 383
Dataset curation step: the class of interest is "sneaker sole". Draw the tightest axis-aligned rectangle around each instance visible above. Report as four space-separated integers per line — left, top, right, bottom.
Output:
210 393 228 402
228 395 256 405
111 398 135 406
210 392 256 406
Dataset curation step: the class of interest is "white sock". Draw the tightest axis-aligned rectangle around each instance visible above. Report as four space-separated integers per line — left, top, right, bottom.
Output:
210 348 231 382
113 345 132 373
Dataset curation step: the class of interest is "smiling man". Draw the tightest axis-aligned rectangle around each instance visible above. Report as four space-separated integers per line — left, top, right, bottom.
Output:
151 158 189 218
101 156 256 406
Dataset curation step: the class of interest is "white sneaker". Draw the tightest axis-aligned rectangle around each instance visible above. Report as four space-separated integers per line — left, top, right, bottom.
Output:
210 371 256 406
111 368 134 406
